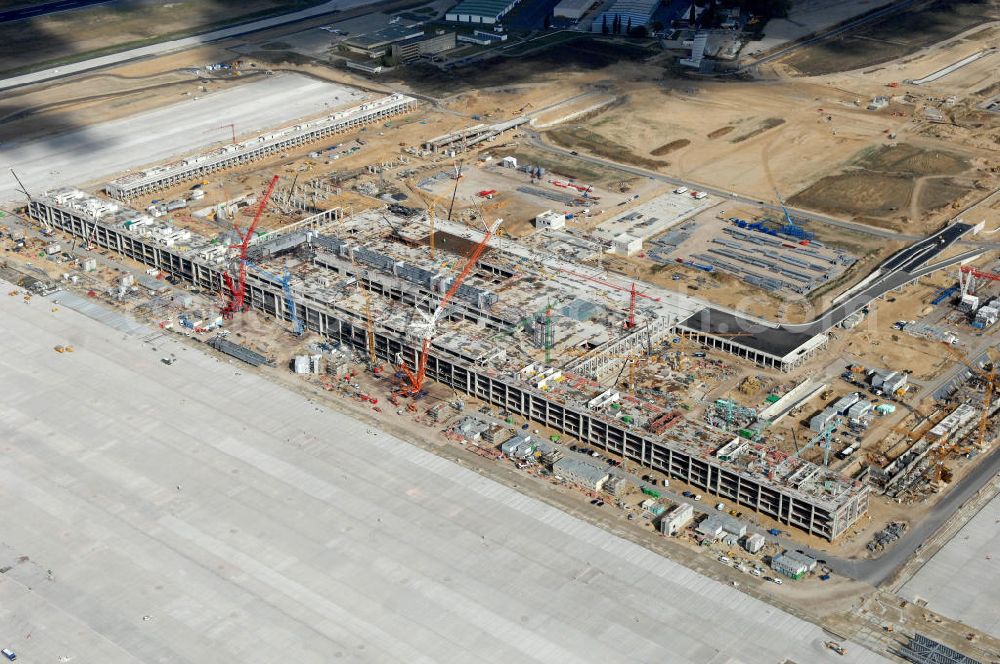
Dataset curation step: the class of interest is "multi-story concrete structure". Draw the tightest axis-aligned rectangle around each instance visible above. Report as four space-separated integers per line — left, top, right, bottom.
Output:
27 190 870 541
341 25 424 58
389 31 457 63
104 94 417 201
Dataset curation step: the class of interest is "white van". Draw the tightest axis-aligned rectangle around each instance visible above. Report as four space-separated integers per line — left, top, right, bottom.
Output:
673 186 688 194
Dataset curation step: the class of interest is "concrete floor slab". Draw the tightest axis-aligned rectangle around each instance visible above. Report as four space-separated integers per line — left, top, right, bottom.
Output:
2 72 365 202
0 281 889 663
900 491 1000 639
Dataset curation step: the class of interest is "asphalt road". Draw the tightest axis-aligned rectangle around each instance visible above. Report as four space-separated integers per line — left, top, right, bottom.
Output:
818 443 1000 586
738 0 919 70
0 0 376 92
0 0 112 23
785 224 975 334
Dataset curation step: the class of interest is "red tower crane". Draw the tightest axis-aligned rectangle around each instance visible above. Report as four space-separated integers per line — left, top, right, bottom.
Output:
959 264 1000 297
560 268 659 329
626 282 638 330
221 174 280 318
399 218 502 395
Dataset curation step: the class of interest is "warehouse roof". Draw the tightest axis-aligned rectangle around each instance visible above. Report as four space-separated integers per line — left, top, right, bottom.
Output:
554 0 592 11
447 0 512 18
342 25 424 49
553 457 609 485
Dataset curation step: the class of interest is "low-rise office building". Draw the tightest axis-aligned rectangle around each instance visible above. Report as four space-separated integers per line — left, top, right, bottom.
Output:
342 26 425 58
389 31 457 63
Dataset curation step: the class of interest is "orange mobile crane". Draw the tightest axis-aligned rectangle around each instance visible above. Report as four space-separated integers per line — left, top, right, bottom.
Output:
398 216 502 395
221 174 280 318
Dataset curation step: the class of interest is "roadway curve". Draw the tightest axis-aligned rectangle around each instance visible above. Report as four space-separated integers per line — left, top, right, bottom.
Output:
0 0 379 92
677 224 981 361
792 442 1000 586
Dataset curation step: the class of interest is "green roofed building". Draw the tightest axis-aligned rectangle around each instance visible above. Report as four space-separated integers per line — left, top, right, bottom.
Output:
445 0 520 24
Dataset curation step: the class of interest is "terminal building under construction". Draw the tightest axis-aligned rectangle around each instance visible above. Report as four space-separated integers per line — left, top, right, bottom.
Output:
28 188 870 540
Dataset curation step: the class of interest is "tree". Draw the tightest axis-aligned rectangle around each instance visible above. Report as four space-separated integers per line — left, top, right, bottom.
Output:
630 24 648 38
651 20 663 32
543 13 551 29
626 16 632 33
602 14 609 34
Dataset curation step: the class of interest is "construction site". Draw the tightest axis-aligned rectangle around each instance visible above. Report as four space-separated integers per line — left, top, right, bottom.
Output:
4 0 1000 662
5 37 1000 553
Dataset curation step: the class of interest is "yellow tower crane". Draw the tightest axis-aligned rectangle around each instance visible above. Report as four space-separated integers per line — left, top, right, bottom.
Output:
942 343 997 450
405 180 442 261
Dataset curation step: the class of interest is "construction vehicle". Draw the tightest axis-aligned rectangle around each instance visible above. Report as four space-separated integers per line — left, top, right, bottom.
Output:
397 212 502 396
221 174 280 318
958 264 1000 298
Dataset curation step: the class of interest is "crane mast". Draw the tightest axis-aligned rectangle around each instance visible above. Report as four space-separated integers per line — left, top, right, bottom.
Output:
221 174 279 318
400 217 502 395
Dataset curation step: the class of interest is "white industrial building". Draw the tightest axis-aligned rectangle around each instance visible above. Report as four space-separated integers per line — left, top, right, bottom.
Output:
771 551 817 580
659 503 694 536
590 0 658 32
872 370 908 394
612 233 642 256
744 532 765 554
105 94 417 200
831 392 861 415
445 0 520 24
500 433 535 458
847 400 873 422
809 407 839 433
696 514 746 540
535 210 566 230
554 0 593 20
